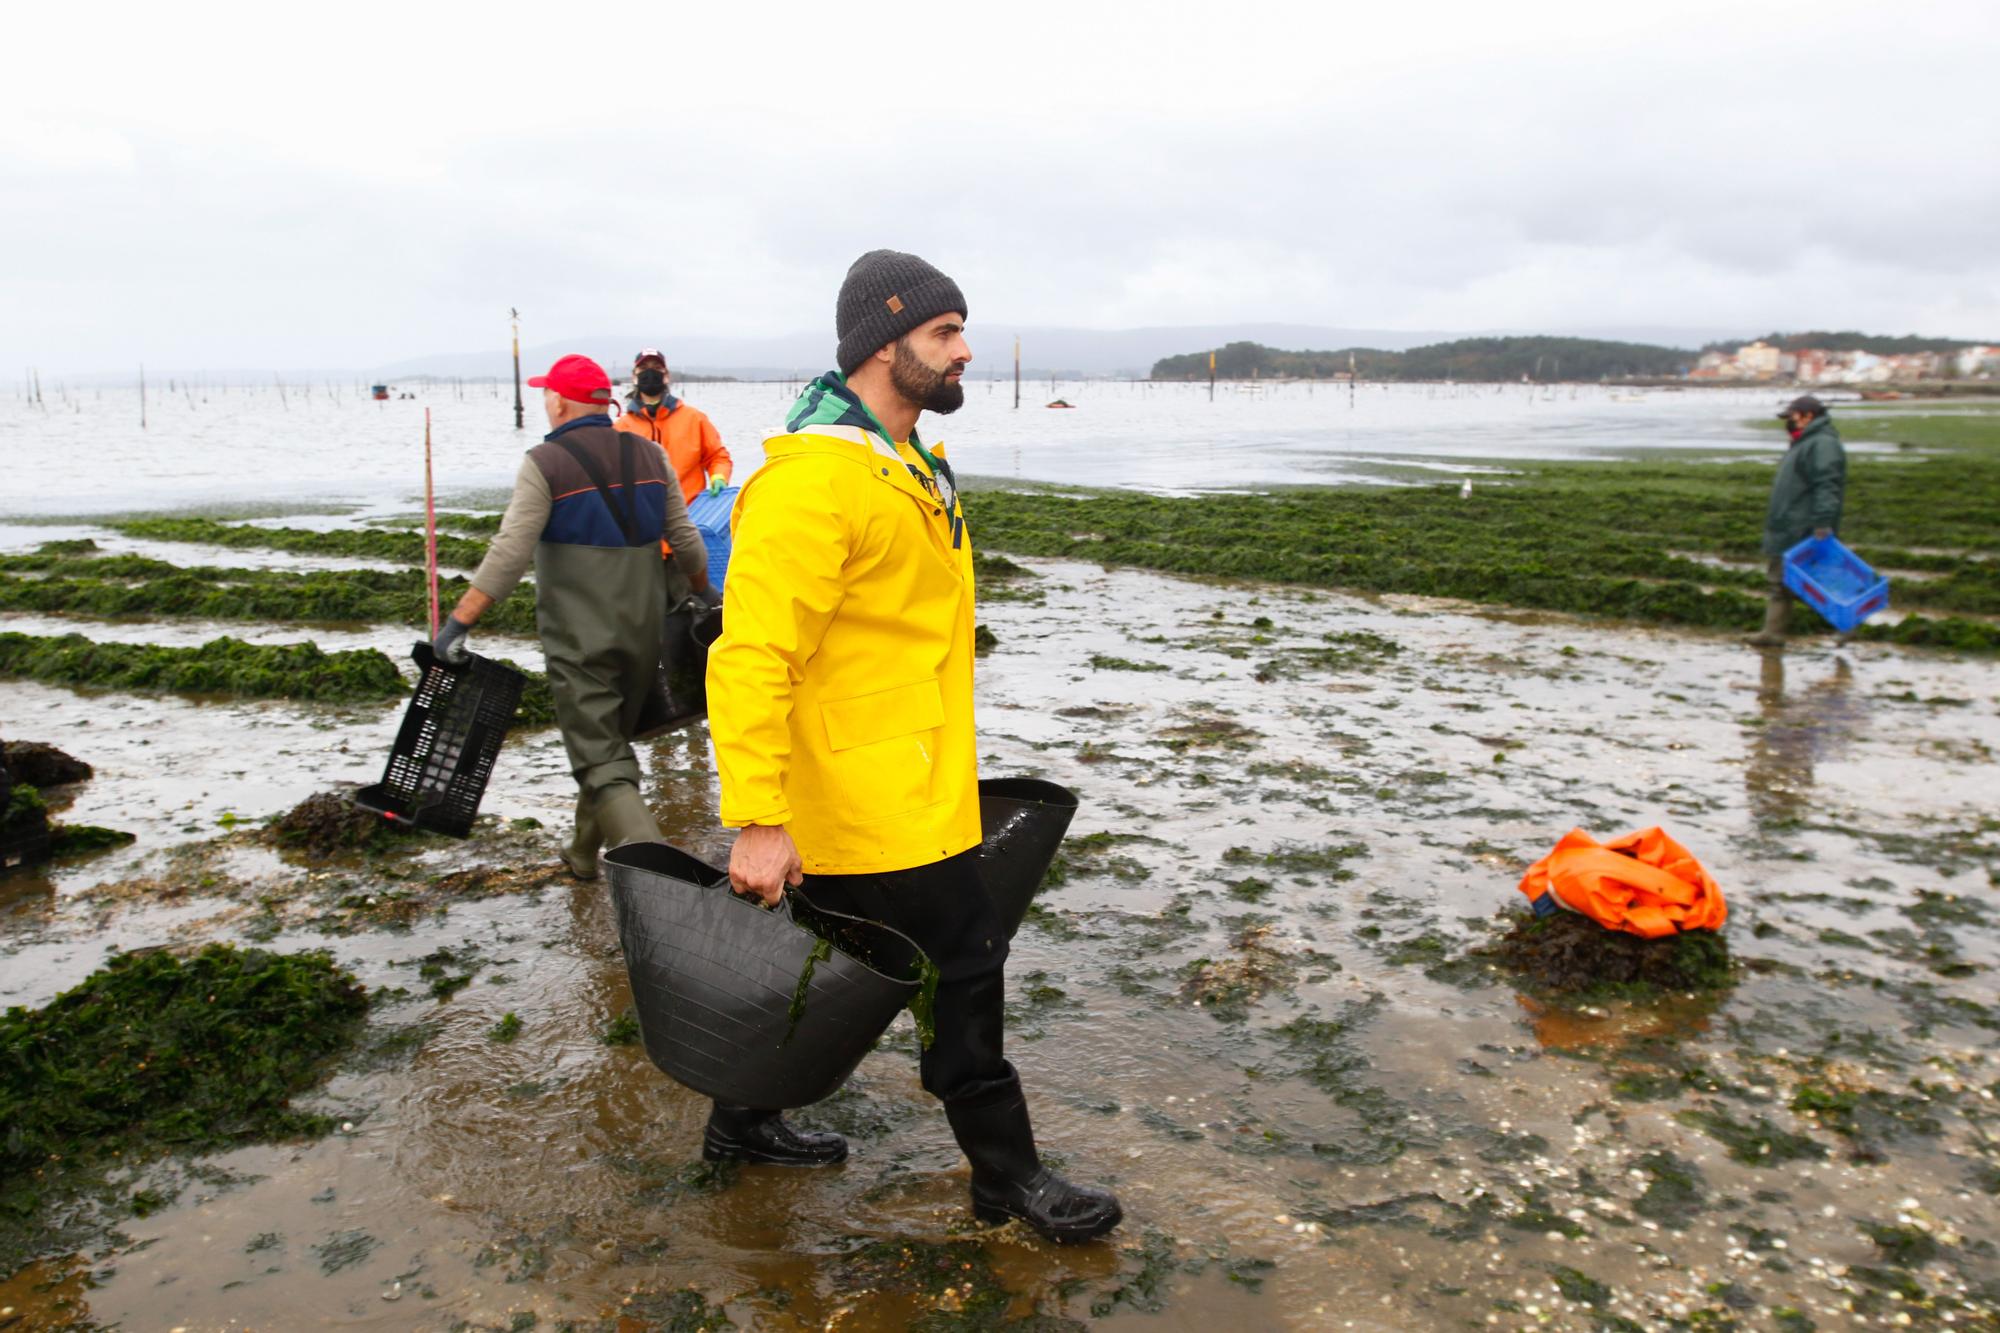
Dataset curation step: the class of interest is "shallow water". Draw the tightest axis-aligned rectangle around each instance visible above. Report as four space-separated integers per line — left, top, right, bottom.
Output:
4 540 1997 1330
0 380 1807 523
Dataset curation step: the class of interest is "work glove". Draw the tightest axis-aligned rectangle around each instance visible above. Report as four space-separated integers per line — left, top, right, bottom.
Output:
431 615 471 666
706 473 728 495
1812 527 1832 541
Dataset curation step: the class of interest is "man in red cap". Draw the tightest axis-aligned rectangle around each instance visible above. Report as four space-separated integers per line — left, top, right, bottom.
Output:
436 356 836 1167
614 348 733 505
434 353 711 861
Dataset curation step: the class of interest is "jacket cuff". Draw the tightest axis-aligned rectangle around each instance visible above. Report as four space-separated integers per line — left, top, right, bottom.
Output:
721 802 791 830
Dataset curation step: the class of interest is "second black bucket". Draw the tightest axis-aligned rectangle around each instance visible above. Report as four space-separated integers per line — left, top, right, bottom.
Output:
975 777 1080 938
636 599 724 739
604 841 926 1109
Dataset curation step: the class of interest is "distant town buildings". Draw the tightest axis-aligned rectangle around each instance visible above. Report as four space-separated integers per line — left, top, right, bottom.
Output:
1690 340 2000 384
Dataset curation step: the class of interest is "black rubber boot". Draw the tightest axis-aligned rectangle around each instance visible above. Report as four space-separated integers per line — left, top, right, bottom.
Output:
702 1104 847 1166
944 1086 1122 1244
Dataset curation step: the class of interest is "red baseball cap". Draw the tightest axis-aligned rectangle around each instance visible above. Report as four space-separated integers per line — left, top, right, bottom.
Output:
527 354 615 406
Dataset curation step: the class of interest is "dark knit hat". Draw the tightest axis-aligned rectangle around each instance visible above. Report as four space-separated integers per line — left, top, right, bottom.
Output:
836 249 967 375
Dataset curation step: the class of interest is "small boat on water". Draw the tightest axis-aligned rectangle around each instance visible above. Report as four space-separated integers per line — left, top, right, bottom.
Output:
1046 398 1076 409
371 384 391 401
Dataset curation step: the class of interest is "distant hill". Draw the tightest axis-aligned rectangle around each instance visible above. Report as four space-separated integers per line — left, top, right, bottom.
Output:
1703 331 1997 355
1152 336 1692 383
372 324 1464 382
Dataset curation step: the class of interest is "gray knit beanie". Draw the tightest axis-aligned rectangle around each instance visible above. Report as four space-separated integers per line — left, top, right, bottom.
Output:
836 250 967 375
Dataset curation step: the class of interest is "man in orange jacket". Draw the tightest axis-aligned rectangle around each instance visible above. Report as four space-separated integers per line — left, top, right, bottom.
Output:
614 348 732 505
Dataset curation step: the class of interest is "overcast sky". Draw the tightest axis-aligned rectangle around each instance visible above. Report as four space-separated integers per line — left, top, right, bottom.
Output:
4 0 1996 374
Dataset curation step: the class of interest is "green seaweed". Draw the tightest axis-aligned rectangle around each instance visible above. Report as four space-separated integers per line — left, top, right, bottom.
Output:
4 779 47 831
908 954 941 1051
972 551 1035 581
0 631 408 703
835 1238 1009 1325
1088 652 1168 672
599 1288 734 1331
0 566 540 637
1861 1221 1942 1266
416 947 483 1001
1631 1151 1706 1228
600 1008 641 1046
0 945 369 1270
312 1228 379 1274
506 664 559 731
112 516 489 567
1223 841 1367 879
489 1012 523 1043
1089 1229 1184 1318
785 937 834 1042
1678 1108 1826 1166
1547 1266 1612 1306
48 824 136 856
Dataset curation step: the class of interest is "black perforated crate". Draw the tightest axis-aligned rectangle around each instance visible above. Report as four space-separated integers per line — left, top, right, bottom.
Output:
354 643 527 838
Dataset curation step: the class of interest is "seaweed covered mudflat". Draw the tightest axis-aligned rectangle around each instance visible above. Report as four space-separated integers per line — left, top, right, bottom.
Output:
964 409 2000 652
0 542 541 637
2 506 1996 1328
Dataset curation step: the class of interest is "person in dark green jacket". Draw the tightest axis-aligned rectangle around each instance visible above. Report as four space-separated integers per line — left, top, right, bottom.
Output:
1748 395 1846 648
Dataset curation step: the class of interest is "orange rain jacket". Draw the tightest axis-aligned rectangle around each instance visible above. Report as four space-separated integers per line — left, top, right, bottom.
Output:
614 395 732 505
1517 827 1727 939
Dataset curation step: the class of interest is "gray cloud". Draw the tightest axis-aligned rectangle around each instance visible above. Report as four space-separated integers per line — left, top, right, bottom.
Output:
4 0 1996 375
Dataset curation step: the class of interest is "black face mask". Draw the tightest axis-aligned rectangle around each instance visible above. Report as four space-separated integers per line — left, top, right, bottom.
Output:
635 369 667 395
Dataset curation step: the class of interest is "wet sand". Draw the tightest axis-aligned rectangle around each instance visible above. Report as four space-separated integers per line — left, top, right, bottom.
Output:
3 551 1997 1331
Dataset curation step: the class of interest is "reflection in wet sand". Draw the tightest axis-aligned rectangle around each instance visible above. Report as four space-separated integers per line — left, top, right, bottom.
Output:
1744 650 1865 825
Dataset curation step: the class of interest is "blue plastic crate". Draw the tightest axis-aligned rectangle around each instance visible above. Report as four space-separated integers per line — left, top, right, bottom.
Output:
1782 535 1889 634
686 486 737 594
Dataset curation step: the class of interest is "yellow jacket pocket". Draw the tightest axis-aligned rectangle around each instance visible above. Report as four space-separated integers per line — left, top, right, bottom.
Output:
820 679 945 821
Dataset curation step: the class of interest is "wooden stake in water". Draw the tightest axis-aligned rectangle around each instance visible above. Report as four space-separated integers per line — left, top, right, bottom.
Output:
1013 336 1021 409
1209 349 1216 402
424 408 440 637
139 364 147 430
510 307 524 431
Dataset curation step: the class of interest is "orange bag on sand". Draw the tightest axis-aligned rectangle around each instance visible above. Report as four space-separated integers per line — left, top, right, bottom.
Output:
1517 827 1727 939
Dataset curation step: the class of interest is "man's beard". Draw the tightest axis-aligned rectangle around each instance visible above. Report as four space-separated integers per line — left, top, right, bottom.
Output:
890 338 966 415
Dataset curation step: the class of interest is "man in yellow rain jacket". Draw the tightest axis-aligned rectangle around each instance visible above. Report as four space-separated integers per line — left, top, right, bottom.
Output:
704 250 1122 1244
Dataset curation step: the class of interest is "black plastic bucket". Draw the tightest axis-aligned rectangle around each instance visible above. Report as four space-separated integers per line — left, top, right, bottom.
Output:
975 777 1079 938
604 841 925 1108
636 600 724 739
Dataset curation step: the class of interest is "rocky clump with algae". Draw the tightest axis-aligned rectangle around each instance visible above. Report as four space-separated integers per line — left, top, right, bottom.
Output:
1481 910 1733 999
2 739 92 788
0 944 370 1271
269 789 411 859
3 771 50 853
